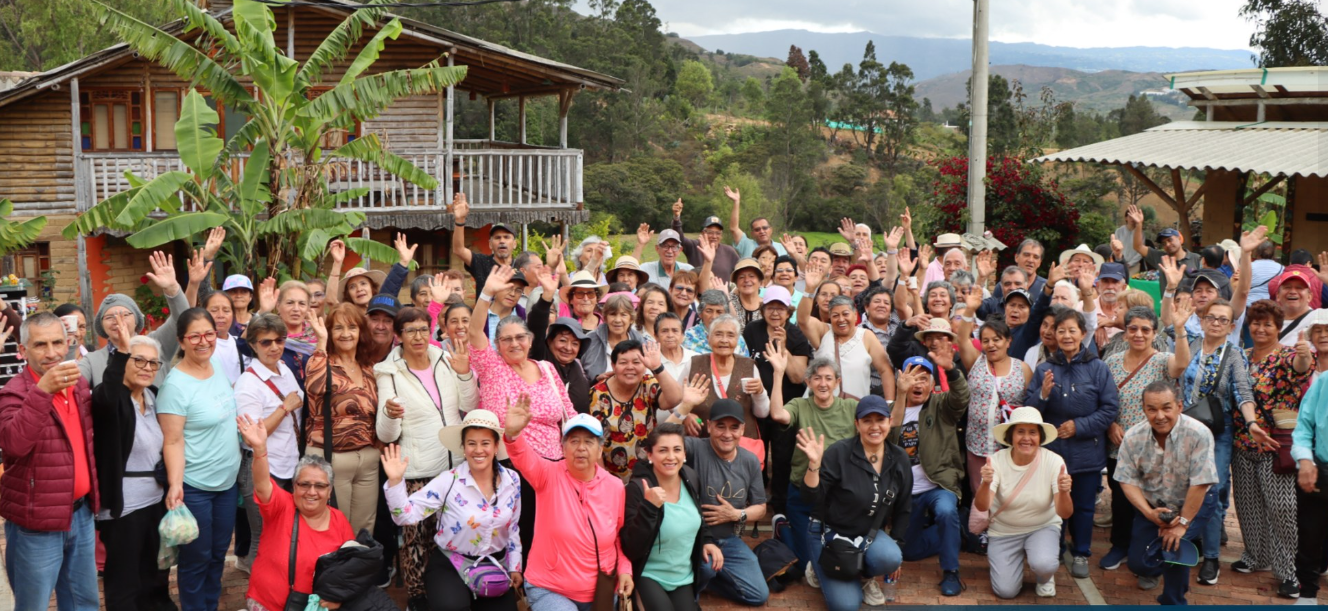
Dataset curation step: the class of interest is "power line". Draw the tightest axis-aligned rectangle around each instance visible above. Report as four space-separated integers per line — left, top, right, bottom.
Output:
252 0 522 7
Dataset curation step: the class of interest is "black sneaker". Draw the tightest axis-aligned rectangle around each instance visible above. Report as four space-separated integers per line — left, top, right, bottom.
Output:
1232 559 1270 574
1281 579 1303 599
1197 558 1220 586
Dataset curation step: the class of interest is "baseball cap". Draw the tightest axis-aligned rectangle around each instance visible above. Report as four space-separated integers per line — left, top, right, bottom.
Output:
1002 288 1032 306
1141 537 1200 570
1157 228 1181 241
710 399 745 423
222 275 254 292
901 355 935 375
1097 262 1127 283
657 229 683 245
703 216 724 229
762 285 792 308
561 413 604 438
491 223 516 237
366 294 401 317
855 395 893 420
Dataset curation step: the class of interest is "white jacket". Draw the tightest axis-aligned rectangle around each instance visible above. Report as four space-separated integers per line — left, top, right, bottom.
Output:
374 345 479 480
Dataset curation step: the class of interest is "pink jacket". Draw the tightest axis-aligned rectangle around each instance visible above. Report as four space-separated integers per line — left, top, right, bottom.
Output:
0 371 98 531
507 433 629 603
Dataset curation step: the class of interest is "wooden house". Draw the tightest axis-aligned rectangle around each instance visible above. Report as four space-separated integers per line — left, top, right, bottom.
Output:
0 0 622 316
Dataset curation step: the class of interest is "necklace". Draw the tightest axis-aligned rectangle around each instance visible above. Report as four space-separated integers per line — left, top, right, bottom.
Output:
868 452 880 463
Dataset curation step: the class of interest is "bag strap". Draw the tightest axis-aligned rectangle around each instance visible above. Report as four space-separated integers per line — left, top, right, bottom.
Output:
323 358 334 463
288 512 301 589
1115 353 1153 390
580 491 618 576
864 471 890 544
833 337 850 400
1281 311 1311 341
246 366 286 401
990 450 1043 521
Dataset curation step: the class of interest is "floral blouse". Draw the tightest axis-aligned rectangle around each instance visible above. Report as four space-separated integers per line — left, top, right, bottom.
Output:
965 355 1027 456
1239 346 1313 453
1105 351 1172 458
384 463 523 573
589 375 662 479
472 345 578 460
305 350 379 452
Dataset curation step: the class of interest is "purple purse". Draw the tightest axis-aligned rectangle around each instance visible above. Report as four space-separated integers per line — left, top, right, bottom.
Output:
450 554 512 598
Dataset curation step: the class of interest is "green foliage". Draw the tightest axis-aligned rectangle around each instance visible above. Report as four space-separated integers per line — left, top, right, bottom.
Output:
0 0 175 71
740 77 765 115
675 60 715 109
585 156 691 228
1241 0 1328 67
0 199 47 255
1111 94 1170 137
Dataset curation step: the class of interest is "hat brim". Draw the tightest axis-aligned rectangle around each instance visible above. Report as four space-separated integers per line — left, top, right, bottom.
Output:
609 268 650 286
562 422 604 438
341 270 387 301
439 422 508 461
1097 273 1126 283
1058 250 1105 268
559 282 607 304
914 329 957 343
991 421 1058 446
730 265 765 284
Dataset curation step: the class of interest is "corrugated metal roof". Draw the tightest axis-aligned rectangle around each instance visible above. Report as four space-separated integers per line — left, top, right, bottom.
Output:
1034 121 1328 178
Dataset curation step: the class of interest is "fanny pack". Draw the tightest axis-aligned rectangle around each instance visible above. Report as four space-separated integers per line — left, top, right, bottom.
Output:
449 552 511 598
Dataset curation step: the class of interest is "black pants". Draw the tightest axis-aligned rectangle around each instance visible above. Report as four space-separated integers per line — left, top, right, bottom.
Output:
636 577 698 611
501 458 536 565
1106 458 1136 553
374 463 400 581
423 548 518 611
766 420 795 516
99 500 176 611
1297 488 1328 598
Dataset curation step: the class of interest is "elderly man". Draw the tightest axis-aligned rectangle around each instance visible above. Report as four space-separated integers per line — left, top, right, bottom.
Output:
728 186 787 259
827 243 854 277
510 251 547 309
634 227 694 290
451 192 517 291
684 289 752 356
365 294 401 364
1093 262 1130 347
674 197 739 281
1116 381 1218 604
1272 266 1323 346
0 313 99 610
977 265 1031 320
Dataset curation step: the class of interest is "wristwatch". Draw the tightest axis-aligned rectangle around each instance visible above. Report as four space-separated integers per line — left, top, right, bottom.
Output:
1176 516 1190 527
737 509 748 530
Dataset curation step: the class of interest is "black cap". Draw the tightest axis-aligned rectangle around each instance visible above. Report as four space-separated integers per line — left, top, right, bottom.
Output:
1191 268 1232 299
491 223 516 237
366 293 401 317
710 399 745 423
1002 288 1032 305
855 395 892 419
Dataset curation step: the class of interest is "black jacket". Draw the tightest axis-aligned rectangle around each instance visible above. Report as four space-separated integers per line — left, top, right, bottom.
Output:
620 461 714 582
527 295 591 414
90 351 158 519
312 529 399 611
801 436 912 542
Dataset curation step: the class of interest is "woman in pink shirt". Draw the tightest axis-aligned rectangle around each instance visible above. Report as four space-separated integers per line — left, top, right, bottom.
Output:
503 397 632 611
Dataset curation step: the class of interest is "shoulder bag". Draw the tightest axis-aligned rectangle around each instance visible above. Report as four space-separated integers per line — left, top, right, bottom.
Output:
968 450 1042 534
584 512 619 611
1184 344 1230 437
818 469 896 580
283 515 310 611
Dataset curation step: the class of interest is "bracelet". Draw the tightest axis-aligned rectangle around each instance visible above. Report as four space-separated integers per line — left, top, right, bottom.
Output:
807 465 820 473
454 221 466 227
886 249 898 255
254 452 267 461
478 292 494 303
651 365 665 375
1163 291 1176 299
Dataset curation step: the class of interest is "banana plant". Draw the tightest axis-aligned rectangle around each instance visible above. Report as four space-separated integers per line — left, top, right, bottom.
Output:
65 0 465 279
0 199 47 255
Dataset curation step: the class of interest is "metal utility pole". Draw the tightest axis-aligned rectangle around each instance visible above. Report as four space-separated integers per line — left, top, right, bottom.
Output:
967 0 990 236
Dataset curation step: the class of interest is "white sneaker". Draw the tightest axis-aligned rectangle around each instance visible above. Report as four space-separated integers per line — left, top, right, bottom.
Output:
805 562 821 589
1036 576 1056 598
1294 597 1319 606
234 555 252 574
862 578 885 606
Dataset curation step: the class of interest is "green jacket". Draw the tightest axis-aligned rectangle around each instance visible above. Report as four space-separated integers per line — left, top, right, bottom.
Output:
887 368 970 497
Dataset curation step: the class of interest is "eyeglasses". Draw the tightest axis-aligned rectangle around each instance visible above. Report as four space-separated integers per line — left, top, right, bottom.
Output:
775 267 796 275
659 243 680 252
294 481 331 491
1125 325 1154 334
129 356 163 371
184 331 218 345
402 326 431 337
570 290 598 300
1202 315 1232 326
102 311 135 323
311 291 325 299
498 333 532 345
255 337 287 349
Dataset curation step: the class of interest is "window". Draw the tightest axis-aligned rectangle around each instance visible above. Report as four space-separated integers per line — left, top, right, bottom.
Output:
12 243 51 299
306 87 362 148
80 90 144 151
154 90 179 150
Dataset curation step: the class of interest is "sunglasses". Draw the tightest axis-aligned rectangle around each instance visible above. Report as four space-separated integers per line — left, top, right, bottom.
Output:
255 337 288 349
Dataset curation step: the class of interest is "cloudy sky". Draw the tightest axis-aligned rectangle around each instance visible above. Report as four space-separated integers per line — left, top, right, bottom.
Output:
588 0 1256 50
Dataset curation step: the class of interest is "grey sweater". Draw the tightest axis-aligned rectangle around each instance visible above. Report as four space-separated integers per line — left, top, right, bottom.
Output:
78 290 191 388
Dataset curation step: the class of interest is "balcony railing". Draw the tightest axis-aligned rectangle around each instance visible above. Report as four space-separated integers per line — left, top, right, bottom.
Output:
82 144 583 213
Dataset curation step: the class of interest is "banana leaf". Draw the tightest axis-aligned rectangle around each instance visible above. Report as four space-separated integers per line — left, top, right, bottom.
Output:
125 212 230 249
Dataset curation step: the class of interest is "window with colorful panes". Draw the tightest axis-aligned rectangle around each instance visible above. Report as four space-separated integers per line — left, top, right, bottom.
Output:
80 90 145 151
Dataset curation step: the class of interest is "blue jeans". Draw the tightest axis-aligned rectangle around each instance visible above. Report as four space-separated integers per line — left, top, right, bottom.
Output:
1064 471 1101 557
698 535 770 605
3 503 98 611
807 519 903 611
901 488 960 572
1202 422 1232 559
1128 490 1216 605
525 583 592 611
785 483 815 566
179 483 237 611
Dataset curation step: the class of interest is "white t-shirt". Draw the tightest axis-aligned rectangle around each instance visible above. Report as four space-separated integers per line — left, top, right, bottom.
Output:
214 335 243 385
1282 312 1316 347
901 405 938 495
987 448 1066 537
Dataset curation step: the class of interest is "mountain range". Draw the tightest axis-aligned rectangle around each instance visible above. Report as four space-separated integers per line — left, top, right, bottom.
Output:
911 64 1195 118
685 30 1254 82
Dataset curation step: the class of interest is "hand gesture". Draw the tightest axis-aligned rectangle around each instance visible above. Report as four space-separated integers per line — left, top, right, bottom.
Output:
483 265 517 297
1170 292 1194 324
106 313 135 348
1126 204 1144 229
642 340 663 371
837 218 856 242
202 227 226 260
631 222 653 248
1045 261 1067 288
724 185 741 206
976 250 996 281
672 198 684 218
702 543 724 571
236 414 269 452
1317 253 1328 287
449 337 471 375
503 394 532 438
542 235 565 271
1240 225 1268 253
36 361 80 395
900 206 912 231
535 264 559 296
145 251 180 293
1301 460 1320 494
917 244 933 269
309 315 328 342
979 456 994 485
905 314 932 332
701 494 741 526
1110 233 1124 260
328 239 346 265
380 444 410 486
256 277 278 313
1158 255 1185 289
779 233 799 254
394 232 418 268
803 265 825 292
895 365 924 397
795 427 826 469
0 319 12 348
1297 329 1314 362
451 193 470 224
1041 371 1056 399
896 247 917 277
856 237 874 263
709 273 729 297
696 238 716 263
1057 464 1072 493
641 479 668 508
680 374 709 409
1057 420 1076 439
1076 268 1096 298
427 274 447 303
928 342 956 372
885 226 904 252
963 286 983 315
187 248 212 286
765 340 788 372
384 397 405 419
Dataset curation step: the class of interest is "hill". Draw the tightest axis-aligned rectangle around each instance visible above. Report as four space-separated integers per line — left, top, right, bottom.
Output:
914 65 1195 119
684 30 1252 82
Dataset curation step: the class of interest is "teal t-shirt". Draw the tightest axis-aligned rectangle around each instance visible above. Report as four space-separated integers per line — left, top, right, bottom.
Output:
156 357 241 491
641 490 701 590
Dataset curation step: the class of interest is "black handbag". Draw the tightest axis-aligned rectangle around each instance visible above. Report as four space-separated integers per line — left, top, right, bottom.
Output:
1184 344 1231 437
818 474 894 581
284 515 311 611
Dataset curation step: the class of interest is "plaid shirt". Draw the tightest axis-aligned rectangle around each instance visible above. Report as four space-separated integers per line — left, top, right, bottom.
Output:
1114 414 1218 508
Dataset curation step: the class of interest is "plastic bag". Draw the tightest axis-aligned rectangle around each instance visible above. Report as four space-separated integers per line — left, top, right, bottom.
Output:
157 505 200 569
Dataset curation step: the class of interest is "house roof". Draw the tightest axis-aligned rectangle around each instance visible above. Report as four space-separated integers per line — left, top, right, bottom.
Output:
0 0 623 108
1034 121 1328 179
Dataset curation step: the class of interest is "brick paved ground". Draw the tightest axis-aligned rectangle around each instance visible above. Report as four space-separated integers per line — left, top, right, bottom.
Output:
3 507 1299 610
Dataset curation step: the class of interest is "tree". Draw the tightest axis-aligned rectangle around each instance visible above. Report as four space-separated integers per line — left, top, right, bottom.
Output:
878 61 919 170
1112 94 1170 137
786 45 810 81
674 59 714 110
0 0 174 71
843 42 889 158
1241 0 1328 67
763 66 820 225
740 77 765 115
807 49 828 84
66 0 463 278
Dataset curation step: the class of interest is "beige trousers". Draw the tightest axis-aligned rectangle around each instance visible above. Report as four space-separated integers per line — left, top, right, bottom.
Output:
321 445 381 535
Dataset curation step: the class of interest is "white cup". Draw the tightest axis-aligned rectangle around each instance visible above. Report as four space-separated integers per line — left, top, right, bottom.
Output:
741 377 761 393
60 315 79 335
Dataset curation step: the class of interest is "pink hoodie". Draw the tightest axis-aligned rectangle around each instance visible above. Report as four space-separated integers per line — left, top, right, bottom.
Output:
507 433 630 603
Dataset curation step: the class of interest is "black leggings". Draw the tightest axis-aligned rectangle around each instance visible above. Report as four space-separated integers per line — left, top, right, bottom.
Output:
635 577 698 611
423 548 518 611
99 500 176 611
501 458 536 565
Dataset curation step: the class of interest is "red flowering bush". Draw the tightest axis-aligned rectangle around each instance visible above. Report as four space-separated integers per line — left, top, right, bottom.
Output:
932 155 1081 273
133 282 169 331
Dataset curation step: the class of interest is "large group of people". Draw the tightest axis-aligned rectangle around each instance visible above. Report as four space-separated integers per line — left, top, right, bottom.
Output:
5 191 1328 611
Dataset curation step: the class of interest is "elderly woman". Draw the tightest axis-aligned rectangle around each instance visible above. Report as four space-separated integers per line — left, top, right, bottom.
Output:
202 291 245 384
675 314 770 451
800 267 895 400
157 308 242 611
558 270 605 332
583 293 648 381
724 259 766 333
1097 304 1189 571
236 417 354 611
589 340 685 479
952 308 1032 500
1236 299 1312 598
656 313 698 385
92 324 172 611
504 400 633 610
753 245 779 286
621 422 723 611
529 271 591 415
570 236 612 286
307 278 328 315
305 302 381 536
770 256 806 321
795 395 908 611
376 306 480 604
668 270 702 330
682 290 753 357
438 301 471 354
1180 297 1266 585
80 251 190 387
1023 308 1118 579
637 284 673 341
270 280 318 374
383 411 523 611
1098 290 1171 360
976 408 1074 599
340 267 387 309
233 314 306 575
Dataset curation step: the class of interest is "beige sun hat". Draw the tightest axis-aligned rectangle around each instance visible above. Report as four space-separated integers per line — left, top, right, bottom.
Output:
914 317 957 343
1058 244 1104 270
438 409 508 460
992 406 1058 446
607 255 650 286
341 267 387 302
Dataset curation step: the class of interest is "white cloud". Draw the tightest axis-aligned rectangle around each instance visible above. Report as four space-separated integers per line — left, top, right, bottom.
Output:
668 19 863 37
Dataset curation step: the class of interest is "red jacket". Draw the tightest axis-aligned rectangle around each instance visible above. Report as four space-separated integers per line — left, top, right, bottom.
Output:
0 370 98 531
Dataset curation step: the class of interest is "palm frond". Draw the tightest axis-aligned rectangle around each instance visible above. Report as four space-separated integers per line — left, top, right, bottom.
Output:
298 65 467 124
238 140 272 216
125 212 230 249
345 237 412 268
116 171 194 226
324 188 371 208
176 90 225 180
169 0 242 61
258 208 363 236
339 18 403 86
333 134 439 189
298 8 386 87
0 200 47 255
63 188 141 239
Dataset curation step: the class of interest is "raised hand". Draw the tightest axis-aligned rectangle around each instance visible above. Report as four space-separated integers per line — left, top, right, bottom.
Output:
237 414 269 451
145 251 180 293
885 226 905 252
795 426 826 469
449 337 471 375
976 250 996 282
1317 253 1328 287
803 265 825 292
837 218 856 242
1045 261 1067 288
256 277 278 313
765 341 788 372
779 233 798 254
451 192 470 224
504 394 532 438
1240 224 1268 253
696 238 716 263
380 444 410 486
187 249 212 285
896 247 917 277
1110 233 1124 260
857 237 874 263
309 315 328 343
542 235 566 271
483 265 517 297
641 479 668 508
917 244 933 269
709 273 729 296
328 239 346 265
1057 464 1072 492
963 285 983 315
1171 293 1194 325
202 226 226 260
724 185 741 205
394 232 418 268
672 198 684 218
900 206 912 231
428 275 447 303
642 340 663 371
1297 329 1314 362
1126 204 1144 229
928 342 956 371
979 456 994 485
1158 255 1186 289
536 264 559 296
1041 371 1056 399
680 374 710 409
636 223 654 247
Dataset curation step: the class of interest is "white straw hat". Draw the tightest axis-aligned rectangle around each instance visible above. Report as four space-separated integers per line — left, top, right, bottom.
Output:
992 406 1057 447
438 410 508 460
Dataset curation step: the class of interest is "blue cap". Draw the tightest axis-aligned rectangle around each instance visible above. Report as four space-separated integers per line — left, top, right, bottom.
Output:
366 293 401 317
1157 228 1181 241
562 413 604 438
901 355 935 375
1097 262 1127 283
1141 537 1199 569
855 395 892 420
222 275 253 292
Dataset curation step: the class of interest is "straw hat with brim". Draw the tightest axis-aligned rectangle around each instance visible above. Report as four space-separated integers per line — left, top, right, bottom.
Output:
607 256 650 286
730 258 765 284
1307 309 1328 330
341 267 387 302
438 410 508 460
914 317 956 343
559 270 607 304
1058 244 1104 269
992 406 1058 446
827 243 853 258
934 233 963 248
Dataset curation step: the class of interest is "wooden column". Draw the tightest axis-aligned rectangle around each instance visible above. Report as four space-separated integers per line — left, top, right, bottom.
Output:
144 65 153 152
558 89 576 149
518 96 526 145
70 77 94 325
444 53 455 207
287 7 295 58
488 99 495 142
